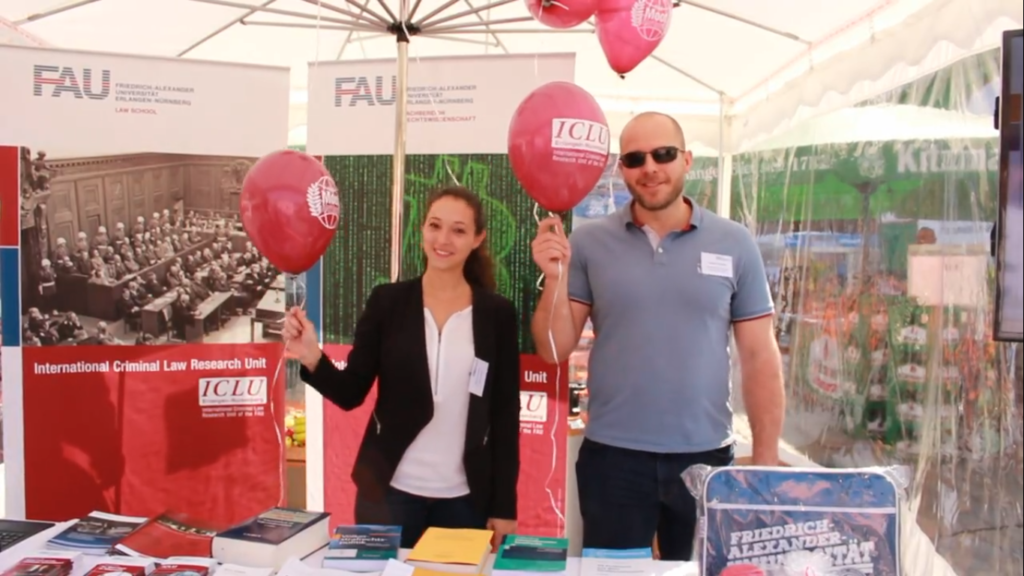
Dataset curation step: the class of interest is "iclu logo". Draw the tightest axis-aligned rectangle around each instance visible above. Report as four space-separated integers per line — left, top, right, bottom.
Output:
334 75 397 106
520 391 548 422
307 176 340 229
550 118 609 154
33 64 111 100
629 0 671 41
198 377 267 406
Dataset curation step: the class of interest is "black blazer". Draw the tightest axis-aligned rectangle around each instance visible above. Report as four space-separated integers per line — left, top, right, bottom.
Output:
299 277 521 520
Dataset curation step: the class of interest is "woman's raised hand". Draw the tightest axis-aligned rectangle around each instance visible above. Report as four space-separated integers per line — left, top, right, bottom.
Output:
283 306 321 370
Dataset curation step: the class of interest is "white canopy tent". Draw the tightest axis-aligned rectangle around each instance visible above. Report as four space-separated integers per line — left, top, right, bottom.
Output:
1 0 1019 155
1 2 1021 569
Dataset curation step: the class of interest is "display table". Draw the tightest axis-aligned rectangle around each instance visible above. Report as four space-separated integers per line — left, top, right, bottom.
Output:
0 520 698 576
300 548 695 575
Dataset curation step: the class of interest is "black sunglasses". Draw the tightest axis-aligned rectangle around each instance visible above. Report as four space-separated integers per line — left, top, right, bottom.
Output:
619 146 683 169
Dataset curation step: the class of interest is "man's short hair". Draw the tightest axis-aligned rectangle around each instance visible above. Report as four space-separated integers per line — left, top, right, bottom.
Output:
621 111 686 149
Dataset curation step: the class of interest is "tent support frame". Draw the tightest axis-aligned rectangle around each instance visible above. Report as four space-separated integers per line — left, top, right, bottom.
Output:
179 0 278 55
14 0 101 25
16 0 815 107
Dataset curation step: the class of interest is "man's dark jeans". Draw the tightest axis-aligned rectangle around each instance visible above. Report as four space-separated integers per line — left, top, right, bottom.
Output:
576 438 733 560
355 487 487 548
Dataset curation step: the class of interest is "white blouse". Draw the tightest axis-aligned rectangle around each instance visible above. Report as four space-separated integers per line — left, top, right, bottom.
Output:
390 306 475 498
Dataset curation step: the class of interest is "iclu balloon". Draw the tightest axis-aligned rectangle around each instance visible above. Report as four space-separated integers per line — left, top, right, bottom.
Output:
595 0 672 75
239 150 340 274
508 81 609 213
524 0 597 28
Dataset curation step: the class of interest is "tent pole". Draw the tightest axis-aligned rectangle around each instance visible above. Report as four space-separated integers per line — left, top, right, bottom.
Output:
460 0 510 52
419 0 515 27
677 1 808 44
190 0 374 28
14 0 101 25
408 0 425 20
716 94 733 220
418 33 501 46
429 27 589 33
424 16 534 32
414 0 464 27
178 0 277 56
296 0 390 26
336 0 377 59
225 21 380 32
390 9 410 281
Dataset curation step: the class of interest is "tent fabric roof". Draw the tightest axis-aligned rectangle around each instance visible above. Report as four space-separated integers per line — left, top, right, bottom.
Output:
2 0 1020 151
735 0 1020 148
0 0 932 104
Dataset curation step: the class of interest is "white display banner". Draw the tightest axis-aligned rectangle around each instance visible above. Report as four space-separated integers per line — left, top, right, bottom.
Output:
306 53 575 155
0 45 290 158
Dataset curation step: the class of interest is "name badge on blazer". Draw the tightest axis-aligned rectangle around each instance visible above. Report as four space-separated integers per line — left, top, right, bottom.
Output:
468 358 488 396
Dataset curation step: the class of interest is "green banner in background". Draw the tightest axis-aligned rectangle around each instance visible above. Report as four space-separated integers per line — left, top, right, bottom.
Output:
320 154 553 352
731 138 1000 224
734 47 1002 227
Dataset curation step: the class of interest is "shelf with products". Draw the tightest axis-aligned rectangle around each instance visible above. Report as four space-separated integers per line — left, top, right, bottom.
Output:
841 294 1006 454
284 406 306 458
789 281 1013 457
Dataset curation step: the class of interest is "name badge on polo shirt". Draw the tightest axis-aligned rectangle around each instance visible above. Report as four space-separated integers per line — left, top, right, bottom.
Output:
700 252 733 277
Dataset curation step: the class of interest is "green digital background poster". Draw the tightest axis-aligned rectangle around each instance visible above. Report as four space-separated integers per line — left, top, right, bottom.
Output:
320 154 552 352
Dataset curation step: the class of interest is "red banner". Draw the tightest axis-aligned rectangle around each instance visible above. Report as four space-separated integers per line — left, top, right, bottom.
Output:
22 343 286 524
0 146 18 246
322 345 568 536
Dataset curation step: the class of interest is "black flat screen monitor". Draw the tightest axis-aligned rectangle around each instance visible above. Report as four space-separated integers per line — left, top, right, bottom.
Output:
995 28 1023 342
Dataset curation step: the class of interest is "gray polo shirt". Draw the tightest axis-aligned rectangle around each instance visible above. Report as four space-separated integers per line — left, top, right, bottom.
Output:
568 200 773 453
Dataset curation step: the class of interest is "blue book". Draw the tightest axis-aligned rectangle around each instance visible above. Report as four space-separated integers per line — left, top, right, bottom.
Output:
581 548 652 559
322 525 401 571
47 511 148 554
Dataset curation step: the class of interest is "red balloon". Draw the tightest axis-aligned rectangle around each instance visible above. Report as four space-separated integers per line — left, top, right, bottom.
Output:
595 0 672 74
508 82 609 213
524 0 597 28
240 150 339 274
719 565 765 576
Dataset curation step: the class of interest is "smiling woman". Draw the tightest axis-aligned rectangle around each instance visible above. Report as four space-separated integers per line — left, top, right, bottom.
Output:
284 185 522 550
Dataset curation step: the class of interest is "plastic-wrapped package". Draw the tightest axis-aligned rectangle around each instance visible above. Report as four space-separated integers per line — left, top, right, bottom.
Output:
683 465 910 575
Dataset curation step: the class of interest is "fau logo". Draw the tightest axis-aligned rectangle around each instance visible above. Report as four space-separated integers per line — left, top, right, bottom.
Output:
335 75 397 107
198 377 267 406
33 65 111 100
520 391 548 422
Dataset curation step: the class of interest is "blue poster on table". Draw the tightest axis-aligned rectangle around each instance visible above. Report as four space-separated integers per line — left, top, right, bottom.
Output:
700 468 901 575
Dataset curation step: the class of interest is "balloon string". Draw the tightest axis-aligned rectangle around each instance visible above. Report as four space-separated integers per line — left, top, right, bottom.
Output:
399 20 459 186
533 202 566 533
269 273 308 507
